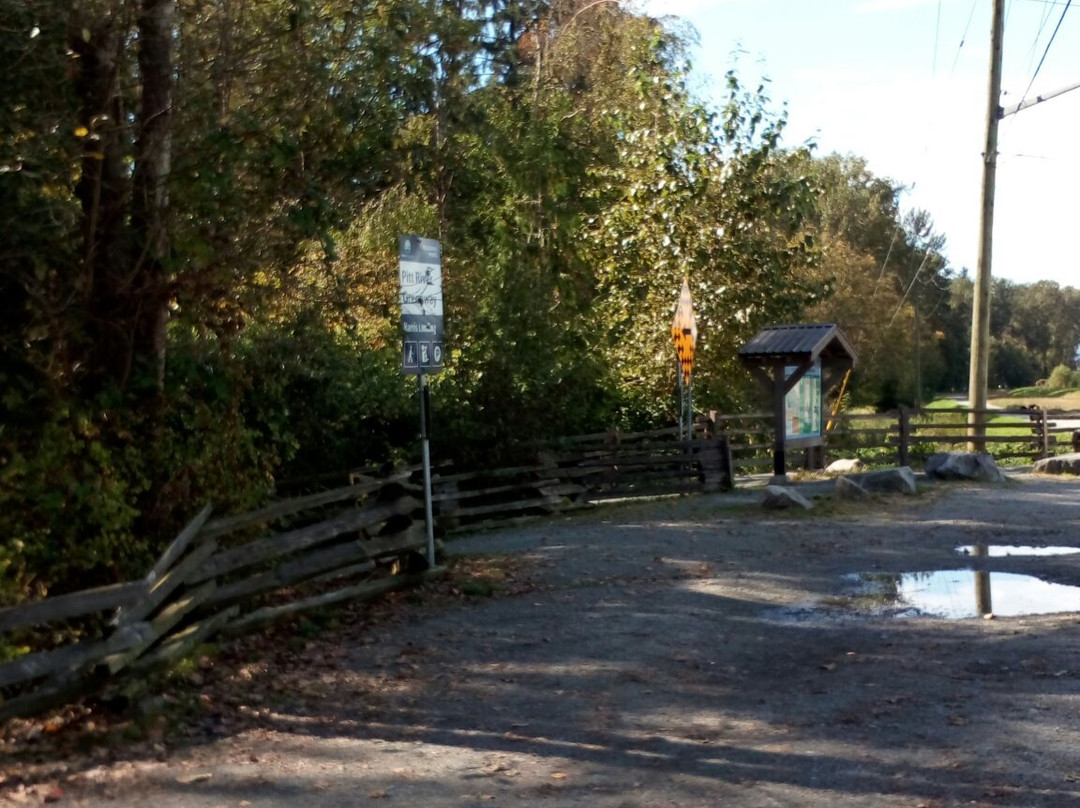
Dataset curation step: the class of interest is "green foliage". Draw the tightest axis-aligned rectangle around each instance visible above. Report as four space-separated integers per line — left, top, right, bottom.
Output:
0 368 282 604
1047 364 1080 390
16 0 1078 613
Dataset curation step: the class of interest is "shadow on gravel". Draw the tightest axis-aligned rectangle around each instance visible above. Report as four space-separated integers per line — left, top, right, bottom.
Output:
12 476 1080 807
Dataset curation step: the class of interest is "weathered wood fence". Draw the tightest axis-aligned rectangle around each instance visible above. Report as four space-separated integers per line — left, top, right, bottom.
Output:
715 406 1079 472
0 431 733 721
434 425 733 533
0 472 441 722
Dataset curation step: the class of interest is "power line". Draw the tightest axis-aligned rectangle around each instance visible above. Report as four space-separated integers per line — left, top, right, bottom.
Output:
872 0 965 299
1016 0 1072 110
1025 0 1057 70
950 0 981 74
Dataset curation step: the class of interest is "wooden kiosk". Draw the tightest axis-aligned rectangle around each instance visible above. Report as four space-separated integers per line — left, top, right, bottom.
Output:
738 324 857 483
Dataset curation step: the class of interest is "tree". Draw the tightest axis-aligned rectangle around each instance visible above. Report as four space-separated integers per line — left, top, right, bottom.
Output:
790 154 952 407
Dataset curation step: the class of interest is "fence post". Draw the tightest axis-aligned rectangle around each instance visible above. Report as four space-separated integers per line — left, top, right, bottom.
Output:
1039 408 1050 459
897 406 911 467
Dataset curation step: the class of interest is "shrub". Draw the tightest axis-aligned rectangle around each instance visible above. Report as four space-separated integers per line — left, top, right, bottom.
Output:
1046 364 1079 390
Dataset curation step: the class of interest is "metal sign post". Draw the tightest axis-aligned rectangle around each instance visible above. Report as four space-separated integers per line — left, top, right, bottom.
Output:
399 235 444 568
417 373 435 567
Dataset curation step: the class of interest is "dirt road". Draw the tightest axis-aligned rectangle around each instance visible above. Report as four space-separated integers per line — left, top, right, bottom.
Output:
6 473 1080 807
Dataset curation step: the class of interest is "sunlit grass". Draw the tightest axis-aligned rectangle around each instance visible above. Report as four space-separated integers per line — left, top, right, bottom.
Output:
990 389 1080 411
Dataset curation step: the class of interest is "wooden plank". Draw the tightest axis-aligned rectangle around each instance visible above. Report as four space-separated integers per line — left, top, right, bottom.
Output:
207 526 424 606
566 447 694 464
537 482 588 498
433 479 560 502
130 606 240 673
431 464 554 484
102 581 217 674
116 539 219 626
0 580 146 633
222 567 447 636
830 427 899 436
307 561 381 588
147 504 213 585
446 500 593 533
440 494 563 520
437 480 585 511
206 544 379 606
191 496 419 582
904 434 1041 445
200 473 415 540
606 470 701 487
357 525 428 557
912 422 1034 432
0 622 155 689
0 672 100 723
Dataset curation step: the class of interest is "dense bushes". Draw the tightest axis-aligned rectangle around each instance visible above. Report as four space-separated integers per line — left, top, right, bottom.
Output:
1047 364 1080 390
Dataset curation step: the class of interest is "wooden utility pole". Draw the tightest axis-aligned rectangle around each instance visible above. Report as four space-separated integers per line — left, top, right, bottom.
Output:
967 0 1005 451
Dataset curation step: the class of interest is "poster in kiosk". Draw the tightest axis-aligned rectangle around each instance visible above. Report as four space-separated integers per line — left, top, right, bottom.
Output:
399 235 444 374
785 361 822 439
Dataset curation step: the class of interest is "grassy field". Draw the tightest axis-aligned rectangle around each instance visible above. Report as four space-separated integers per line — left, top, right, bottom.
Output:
990 388 1080 412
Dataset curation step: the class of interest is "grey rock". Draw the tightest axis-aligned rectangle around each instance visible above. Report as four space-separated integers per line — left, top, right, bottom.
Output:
761 485 814 510
850 466 917 495
925 452 1005 483
824 458 866 476
835 475 870 500
1033 452 1080 476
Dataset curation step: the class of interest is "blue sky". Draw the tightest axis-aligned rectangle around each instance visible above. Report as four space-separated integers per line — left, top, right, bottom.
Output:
642 0 1080 287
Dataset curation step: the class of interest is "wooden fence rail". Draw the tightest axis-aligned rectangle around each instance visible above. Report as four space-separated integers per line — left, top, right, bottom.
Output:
0 475 439 722
715 406 1080 472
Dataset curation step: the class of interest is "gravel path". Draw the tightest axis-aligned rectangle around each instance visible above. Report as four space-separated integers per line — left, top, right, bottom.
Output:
7 472 1080 807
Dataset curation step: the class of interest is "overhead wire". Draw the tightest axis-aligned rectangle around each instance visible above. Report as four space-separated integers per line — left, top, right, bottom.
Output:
1016 0 1072 110
874 0 974 305
879 0 963 330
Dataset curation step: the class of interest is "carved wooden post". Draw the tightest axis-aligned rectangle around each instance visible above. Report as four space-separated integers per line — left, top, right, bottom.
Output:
898 406 911 468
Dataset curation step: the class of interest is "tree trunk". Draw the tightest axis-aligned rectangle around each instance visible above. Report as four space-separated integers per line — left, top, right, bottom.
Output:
72 0 175 391
131 0 175 391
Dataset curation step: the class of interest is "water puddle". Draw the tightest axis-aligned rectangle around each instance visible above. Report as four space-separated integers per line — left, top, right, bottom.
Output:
850 570 1080 619
955 545 1080 557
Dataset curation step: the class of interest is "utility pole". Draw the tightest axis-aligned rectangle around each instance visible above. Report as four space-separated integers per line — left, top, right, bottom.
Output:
967 0 1005 451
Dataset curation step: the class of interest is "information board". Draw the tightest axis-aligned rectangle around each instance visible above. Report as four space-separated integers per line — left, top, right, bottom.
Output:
398 234 444 375
785 361 822 439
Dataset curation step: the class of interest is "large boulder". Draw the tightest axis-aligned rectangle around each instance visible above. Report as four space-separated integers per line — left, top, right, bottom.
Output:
849 466 918 495
925 452 1005 483
835 475 870 501
824 458 867 476
761 485 813 510
1033 453 1080 476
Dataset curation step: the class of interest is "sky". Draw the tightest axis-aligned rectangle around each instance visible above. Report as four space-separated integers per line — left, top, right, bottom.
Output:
641 0 1079 288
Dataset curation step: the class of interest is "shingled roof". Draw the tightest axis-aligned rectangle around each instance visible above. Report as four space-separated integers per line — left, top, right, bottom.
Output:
738 323 857 366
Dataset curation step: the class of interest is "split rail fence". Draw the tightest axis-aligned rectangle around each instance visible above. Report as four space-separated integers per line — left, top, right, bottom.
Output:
0 430 733 721
716 405 1079 472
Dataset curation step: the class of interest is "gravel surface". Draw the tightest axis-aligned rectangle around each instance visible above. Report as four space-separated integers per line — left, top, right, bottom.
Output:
6 472 1080 807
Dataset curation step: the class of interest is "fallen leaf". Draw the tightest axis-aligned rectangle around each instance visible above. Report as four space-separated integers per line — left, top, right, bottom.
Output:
551 772 568 780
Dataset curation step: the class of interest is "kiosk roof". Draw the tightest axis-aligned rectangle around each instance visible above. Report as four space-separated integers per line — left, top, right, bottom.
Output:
738 323 856 366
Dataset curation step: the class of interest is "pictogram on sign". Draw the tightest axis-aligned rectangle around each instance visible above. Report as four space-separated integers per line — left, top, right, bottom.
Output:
671 278 697 383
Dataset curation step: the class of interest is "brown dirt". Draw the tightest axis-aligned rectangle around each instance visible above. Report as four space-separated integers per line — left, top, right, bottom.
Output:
5 472 1080 807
